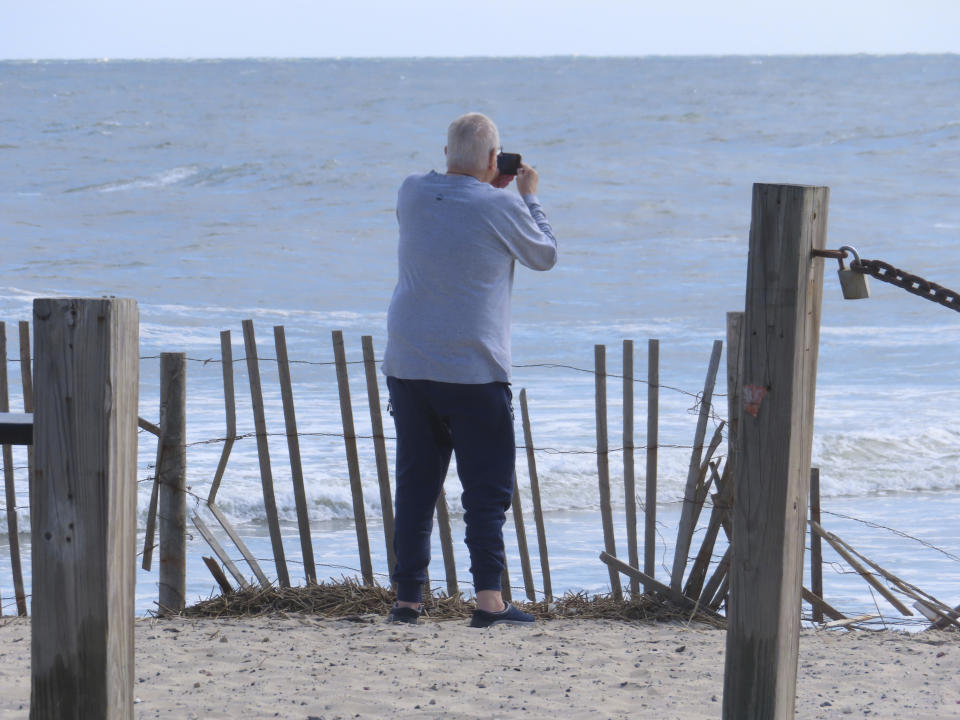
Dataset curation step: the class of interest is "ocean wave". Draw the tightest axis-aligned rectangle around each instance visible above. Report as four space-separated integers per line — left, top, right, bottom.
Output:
65 166 201 194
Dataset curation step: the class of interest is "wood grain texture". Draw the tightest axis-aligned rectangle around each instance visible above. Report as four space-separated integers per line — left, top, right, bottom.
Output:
158 353 187 616
274 325 316 585
242 319 290 588
722 184 828 720
809 467 824 622
31 298 138 720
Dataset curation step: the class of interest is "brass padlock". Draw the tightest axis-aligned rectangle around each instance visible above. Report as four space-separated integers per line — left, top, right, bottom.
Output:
837 245 870 300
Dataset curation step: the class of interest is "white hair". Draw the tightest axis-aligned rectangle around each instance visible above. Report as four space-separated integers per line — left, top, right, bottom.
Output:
446 113 499 174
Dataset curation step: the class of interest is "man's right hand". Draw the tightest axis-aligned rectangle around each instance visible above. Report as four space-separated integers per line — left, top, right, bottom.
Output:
516 163 538 196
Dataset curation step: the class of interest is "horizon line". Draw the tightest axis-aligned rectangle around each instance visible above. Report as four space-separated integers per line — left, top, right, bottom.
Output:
2 51 959 63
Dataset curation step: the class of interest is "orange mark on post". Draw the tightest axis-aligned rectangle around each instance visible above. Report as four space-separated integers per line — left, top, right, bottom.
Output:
743 385 768 418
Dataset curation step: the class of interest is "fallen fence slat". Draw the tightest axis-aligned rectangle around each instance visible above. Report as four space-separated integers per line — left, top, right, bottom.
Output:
208 503 270 589
671 339 723 592
192 513 250 590
801 587 846 622
809 520 912 616
599 551 721 621
202 556 235 596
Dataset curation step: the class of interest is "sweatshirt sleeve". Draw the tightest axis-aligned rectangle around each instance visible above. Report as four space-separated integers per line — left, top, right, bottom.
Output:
498 193 558 271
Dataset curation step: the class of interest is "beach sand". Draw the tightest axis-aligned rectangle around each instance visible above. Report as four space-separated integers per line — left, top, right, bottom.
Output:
0 615 956 719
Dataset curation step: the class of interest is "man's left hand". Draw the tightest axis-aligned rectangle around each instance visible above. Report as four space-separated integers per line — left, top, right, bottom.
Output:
490 171 515 189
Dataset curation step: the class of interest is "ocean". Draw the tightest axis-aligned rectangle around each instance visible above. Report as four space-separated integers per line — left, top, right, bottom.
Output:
1 56 958 623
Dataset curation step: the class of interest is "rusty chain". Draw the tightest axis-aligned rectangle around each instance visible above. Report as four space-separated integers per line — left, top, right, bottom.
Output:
850 257 960 314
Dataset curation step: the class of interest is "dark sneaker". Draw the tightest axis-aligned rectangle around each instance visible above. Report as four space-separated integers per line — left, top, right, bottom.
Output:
469 602 535 628
385 604 421 625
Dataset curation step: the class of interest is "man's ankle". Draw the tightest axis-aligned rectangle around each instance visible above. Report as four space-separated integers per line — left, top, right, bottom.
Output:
396 599 421 610
476 589 506 613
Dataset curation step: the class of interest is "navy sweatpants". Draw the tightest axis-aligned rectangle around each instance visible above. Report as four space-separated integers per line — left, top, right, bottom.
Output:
386 377 516 603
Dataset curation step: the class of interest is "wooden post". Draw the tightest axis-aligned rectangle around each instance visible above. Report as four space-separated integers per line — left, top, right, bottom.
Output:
331 330 374 586
644 339 659 585
622 340 639 595
0 323 27 616
519 388 552 601
809 467 823 623
18 321 34 514
31 297 138 720
361 335 396 575
723 183 828 720
158 353 187 616
671 339 723 592
274 325 316 585
594 344 622 600
242 318 290 588
435 491 458 596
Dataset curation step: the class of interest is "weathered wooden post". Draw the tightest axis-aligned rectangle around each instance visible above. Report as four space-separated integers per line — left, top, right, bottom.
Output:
158 352 186 615
31 298 138 720
723 184 828 720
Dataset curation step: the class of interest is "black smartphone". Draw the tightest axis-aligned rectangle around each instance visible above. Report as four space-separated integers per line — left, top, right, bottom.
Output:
496 152 522 175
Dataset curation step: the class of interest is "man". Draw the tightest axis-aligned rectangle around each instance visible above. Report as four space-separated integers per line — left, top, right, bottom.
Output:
382 112 557 627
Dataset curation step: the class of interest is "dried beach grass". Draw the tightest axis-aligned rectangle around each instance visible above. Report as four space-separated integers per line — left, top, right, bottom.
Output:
180 577 726 628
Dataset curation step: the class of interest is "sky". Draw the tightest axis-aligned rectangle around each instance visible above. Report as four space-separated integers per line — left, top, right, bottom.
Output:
3 0 960 59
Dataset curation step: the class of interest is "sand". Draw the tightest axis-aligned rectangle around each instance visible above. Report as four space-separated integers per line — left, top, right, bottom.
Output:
0 615 956 719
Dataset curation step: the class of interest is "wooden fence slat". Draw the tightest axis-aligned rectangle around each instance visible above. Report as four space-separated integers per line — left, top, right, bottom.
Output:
192 513 251 590
684 462 733 600
208 503 270 588
510 472 536 602
158 353 187 616
644 339 659 586
519 388 552 601
809 467 824 623
500 557 512 604
141 425 164 571
594 344 622 600
331 330 374 586
435 490 458 596
599 551 721 620
671 339 723 592
809 520 913 616
0 322 27 616
274 325 316 585
202 556 234 596
18 321 34 514
361 335 396 576
208 330 237 504
622 340 638 594
242 318 290 588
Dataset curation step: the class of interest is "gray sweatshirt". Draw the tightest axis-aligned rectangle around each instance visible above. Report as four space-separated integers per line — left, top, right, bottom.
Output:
382 171 557 383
